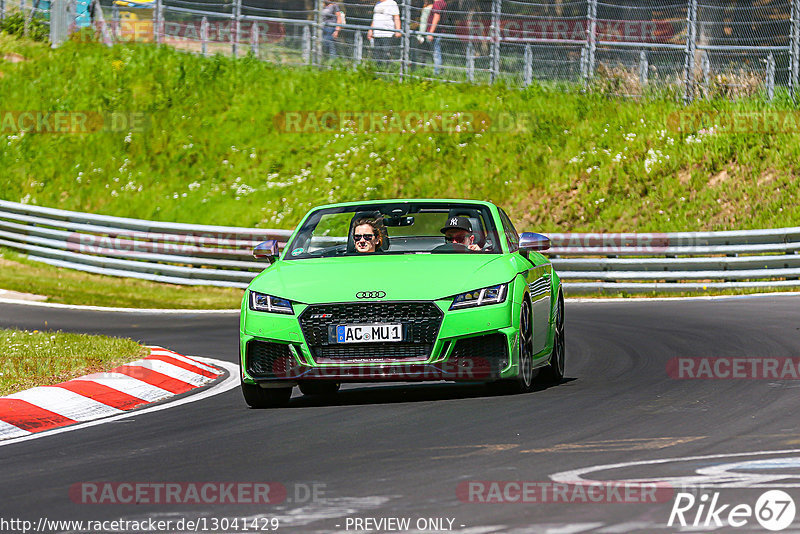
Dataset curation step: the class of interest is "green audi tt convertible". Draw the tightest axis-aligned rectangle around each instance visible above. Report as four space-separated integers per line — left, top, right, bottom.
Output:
239 199 564 408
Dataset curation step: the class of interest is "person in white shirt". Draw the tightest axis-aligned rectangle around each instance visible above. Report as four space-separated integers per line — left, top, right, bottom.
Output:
367 0 401 69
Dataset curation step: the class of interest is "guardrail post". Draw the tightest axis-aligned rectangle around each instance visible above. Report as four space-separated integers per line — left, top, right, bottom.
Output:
466 39 474 82
638 50 648 88
302 24 311 65
232 0 241 57
523 44 532 86
792 0 800 101
683 0 697 104
766 52 775 101
250 20 259 57
401 0 410 79
586 0 596 83
490 0 500 83
354 30 363 69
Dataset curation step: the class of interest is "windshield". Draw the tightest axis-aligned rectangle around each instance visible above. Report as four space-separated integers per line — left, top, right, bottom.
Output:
284 202 501 260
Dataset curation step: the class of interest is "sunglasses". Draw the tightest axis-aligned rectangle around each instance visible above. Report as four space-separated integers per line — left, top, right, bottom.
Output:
445 232 468 241
354 234 375 241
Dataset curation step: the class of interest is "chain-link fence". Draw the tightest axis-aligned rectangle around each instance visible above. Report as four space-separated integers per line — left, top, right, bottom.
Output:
11 0 800 101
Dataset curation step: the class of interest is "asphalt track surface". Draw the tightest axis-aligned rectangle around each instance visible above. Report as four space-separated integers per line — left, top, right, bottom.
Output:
2 295 800 533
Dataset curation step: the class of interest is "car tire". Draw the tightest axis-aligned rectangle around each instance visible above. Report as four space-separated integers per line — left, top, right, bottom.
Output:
298 381 341 396
241 381 292 408
539 292 565 385
487 297 534 395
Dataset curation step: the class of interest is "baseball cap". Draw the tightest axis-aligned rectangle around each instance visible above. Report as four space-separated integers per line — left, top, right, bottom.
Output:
440 216 472 234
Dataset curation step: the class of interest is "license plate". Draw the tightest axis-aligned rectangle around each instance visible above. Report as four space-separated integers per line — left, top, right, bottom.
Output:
335 324 403 343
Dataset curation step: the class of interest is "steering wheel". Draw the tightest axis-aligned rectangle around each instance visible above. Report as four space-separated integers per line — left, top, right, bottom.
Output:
432 242 470 252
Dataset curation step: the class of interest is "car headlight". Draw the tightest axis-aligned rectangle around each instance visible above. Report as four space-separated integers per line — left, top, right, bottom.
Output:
249 291 294 314
450 283 508 310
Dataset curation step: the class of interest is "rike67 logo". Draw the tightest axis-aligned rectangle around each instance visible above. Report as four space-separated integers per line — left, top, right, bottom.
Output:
668 490 796 531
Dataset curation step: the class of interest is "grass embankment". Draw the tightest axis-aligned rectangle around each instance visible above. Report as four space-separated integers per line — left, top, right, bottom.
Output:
1 33 798 233
0 34 799 304
0 328 147 395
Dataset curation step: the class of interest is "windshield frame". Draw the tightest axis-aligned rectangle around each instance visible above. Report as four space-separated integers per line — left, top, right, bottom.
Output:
282 201 503 260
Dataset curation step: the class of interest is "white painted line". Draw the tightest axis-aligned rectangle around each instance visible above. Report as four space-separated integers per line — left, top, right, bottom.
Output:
78 374 173 403
147 347 222 373
5 386 124 421
0 419 31 439
0 357 238 447
0 298 239 314
122 359 215 387
550 448 800 489
567 291 800 303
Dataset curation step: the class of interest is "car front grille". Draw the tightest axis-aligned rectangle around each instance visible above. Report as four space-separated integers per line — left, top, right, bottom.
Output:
298 302 443 361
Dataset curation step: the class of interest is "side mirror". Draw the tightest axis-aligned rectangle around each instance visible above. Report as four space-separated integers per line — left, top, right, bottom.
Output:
253 240 279 264
519 232 550 252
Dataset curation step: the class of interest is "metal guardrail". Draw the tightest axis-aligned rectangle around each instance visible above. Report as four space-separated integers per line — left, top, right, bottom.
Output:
1 199 799 294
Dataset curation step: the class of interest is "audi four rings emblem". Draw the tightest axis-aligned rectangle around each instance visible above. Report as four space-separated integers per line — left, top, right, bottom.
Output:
356 291 386 299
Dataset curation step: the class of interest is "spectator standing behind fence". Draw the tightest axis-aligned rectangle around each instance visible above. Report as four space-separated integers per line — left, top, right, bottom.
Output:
427 0 448 75
367 0 401 69
321 0 344 59
412 1 434 68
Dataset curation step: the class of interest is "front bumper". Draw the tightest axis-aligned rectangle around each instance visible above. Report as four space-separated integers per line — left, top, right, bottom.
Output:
240 298 518 384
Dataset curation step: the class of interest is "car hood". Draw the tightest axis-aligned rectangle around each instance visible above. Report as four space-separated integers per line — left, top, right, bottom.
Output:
248 253 517 304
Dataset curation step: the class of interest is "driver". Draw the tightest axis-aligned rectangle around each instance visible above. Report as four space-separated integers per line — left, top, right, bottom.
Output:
440 217 481 251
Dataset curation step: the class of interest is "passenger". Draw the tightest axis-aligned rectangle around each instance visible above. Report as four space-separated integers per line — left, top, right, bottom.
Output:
440 216 480 251
352 217 385 253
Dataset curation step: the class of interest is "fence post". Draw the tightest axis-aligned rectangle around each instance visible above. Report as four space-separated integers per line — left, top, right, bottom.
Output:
638 50 648 88
700 49 710 95
401 0 410 79
251 20 259 57
154 0 162 44
584 0 596 84
302 23 311 65
683 0 697 104
232 0 241 57
523 44 532 86
21 0 27 37
93 0 113 45
792 0 800 101
766 52 775 101
112 3 120 39
201 16 208 56
466 39 474 82
490 0 500 83
0 0 4 22
313 0 322 66
50 0 68 46
354 30 363 69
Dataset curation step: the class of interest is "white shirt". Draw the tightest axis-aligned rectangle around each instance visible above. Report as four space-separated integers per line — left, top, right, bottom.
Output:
372 0 399 38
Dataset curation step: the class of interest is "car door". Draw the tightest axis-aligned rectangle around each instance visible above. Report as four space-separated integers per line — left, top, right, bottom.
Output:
499 209 551 355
